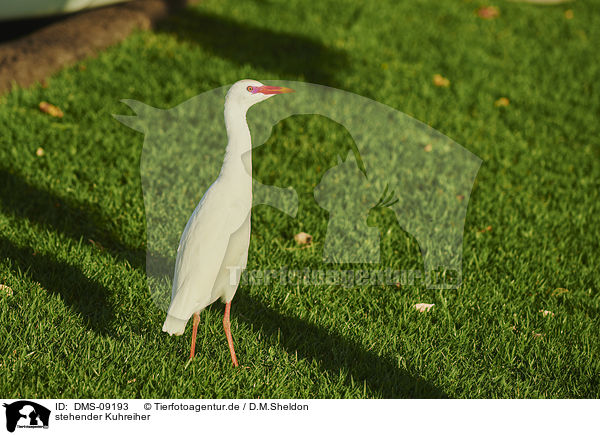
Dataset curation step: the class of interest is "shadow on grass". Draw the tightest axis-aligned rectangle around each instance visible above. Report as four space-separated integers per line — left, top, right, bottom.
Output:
0 170 145 270
156 9 349 86
0 236 114 335
234 292 447 398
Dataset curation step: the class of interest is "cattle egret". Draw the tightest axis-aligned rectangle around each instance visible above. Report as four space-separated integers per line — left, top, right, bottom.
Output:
162 80 294 366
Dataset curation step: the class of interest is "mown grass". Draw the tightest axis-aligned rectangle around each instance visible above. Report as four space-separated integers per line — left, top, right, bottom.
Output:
0 0 599 398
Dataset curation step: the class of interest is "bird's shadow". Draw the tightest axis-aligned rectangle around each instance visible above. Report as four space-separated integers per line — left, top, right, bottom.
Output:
156 9 349 86
234 292 447 398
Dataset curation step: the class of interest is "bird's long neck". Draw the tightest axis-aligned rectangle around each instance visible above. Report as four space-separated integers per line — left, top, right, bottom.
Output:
222 102 252 179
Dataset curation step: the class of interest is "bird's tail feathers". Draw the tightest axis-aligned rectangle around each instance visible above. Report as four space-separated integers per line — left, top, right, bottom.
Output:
162 315 188 336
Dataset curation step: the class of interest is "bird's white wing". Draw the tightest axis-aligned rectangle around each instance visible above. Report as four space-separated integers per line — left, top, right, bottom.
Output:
165 183 241 324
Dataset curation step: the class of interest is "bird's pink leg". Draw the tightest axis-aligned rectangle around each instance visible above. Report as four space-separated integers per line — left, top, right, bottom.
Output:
223 302 239 367
189 312 200 360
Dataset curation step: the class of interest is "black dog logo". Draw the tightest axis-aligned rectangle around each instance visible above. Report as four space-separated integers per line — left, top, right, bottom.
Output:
3 401 50 432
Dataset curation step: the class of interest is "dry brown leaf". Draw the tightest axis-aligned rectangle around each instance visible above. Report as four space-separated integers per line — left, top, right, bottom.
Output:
552 287 569 296
0 284 13 296
564 9 574 19
540 309 555 317
478 225 493 233
424 144 433 152
477 6 500 19
456 194 465 201
414 303 435 313
39 101 63 118
88 239 105 251
294 232 313 246
433 74 450 87
495 97 510 107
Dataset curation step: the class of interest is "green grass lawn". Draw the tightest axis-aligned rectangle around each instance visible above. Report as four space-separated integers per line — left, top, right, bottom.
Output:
0 0 599 398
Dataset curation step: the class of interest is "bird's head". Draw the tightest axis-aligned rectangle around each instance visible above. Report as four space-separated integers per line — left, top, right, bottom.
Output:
225 79 294 112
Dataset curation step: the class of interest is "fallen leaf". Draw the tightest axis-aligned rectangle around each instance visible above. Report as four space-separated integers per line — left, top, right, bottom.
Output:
564 9 573 19
424 144 433 152
478 225 493 233
456 194 465 201
414 303 435 313
0 284 13 296
79 64 87 71
433 74 450 87
494 97 510 107
540 309 555 317
88 239 105 251
477 6 500 19
39 101 63 118
552 287 569 296
35 147 45 157
294 232 313 246
532 332 545 338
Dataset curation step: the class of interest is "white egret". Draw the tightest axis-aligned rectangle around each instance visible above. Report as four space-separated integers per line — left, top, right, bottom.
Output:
162 80 294 366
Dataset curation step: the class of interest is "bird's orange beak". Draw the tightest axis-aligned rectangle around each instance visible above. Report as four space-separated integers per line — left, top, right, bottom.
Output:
255 85 294 95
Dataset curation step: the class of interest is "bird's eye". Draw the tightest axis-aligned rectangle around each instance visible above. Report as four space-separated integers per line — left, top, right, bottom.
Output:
247 86 253 92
